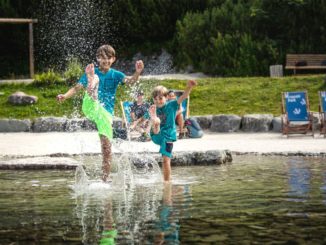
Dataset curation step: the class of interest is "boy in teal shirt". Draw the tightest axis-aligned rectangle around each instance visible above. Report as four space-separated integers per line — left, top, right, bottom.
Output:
149 80 197 182
57 44 144 182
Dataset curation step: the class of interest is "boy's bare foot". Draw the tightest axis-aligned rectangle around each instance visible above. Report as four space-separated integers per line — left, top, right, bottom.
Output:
102 173 112 183
149 105 160 134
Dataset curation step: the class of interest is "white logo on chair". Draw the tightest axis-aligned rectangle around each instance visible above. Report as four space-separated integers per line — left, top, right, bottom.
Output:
300 98 306 105
293 108 301 115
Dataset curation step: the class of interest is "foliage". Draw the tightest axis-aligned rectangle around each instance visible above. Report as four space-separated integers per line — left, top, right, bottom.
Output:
174 0 279 76
63 58 83 86
2 0 326 77
33 69 64 86
0 75 325 119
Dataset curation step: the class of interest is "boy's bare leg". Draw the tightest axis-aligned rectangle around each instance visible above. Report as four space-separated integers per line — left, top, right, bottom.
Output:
100 135 112 182
162 155 171 182
149 105 160 134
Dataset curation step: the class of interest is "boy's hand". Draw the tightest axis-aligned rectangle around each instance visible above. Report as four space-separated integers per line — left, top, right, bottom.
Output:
135 60 144 74
187 80 197 88
56 94 66 102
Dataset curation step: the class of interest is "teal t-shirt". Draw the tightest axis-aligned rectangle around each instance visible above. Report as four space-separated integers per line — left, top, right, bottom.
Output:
156 100 179 141
78 67 125 114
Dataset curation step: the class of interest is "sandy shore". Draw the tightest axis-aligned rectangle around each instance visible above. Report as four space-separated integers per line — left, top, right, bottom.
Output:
0 131 325 158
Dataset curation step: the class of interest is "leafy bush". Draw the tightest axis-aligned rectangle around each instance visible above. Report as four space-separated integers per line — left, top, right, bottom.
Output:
33 69 64 86
63 58 83 86
174 1 279 76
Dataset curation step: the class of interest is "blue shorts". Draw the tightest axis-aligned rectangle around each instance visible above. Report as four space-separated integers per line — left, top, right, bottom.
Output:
151 133 174 158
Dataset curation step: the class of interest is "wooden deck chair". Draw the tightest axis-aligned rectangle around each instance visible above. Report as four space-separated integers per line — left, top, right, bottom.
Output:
170 89 190 119
281 91 314 137
318 91 326 137
120 100 151 140
120 101 133 128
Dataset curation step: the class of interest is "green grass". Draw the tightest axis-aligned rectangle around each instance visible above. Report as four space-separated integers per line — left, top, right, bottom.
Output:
0 75 325 119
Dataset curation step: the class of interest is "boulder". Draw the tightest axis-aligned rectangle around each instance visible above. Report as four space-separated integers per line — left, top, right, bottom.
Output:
8 91 38 105
0 119 31 132
193 150 231 165
272 116 282 132
192 115 212 130
82 119 97 131
241 114 273 132
211 114 241 132
33 117 67 132
65 118 85 132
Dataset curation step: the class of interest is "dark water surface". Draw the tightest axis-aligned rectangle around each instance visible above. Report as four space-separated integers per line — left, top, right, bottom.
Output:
0 155 326 244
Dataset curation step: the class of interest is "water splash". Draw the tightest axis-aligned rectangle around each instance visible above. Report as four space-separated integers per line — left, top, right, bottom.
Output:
35 0 117 71
72 147 162 197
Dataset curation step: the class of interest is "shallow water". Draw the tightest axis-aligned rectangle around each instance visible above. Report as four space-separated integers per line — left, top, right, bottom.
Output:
0 155 326 244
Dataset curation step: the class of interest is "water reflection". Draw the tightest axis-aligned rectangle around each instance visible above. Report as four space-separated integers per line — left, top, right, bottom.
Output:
155 183 179 244
1 156 326 244
287 158 311 201
100 198 117 244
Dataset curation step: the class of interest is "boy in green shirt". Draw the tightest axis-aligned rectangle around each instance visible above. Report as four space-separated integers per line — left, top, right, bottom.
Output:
57 44 144 182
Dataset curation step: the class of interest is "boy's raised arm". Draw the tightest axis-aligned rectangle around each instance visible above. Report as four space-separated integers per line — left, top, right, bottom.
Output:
124 60 144 85
177 80 197 105
57 83 83 102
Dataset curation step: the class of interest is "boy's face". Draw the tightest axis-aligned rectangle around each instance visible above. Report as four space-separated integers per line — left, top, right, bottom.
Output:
167 92 176 100
97 55 115 72
136 94 144 102
154 95 167 108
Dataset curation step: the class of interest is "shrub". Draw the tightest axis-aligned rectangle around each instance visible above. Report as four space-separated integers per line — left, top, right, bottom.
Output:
63 58 83 86
33 69 64 86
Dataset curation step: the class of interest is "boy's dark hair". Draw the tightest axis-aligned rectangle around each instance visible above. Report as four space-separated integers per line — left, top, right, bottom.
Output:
96 45 115 59
136 90 144 96
152 85 168 98
168 90 175 95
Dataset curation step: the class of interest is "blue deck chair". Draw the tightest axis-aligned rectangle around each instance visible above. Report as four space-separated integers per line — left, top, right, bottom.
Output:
120 100 151 141
281 91 314 137
171 90 190 119
319 91 326 137
120 101 134 128
170 89 190 135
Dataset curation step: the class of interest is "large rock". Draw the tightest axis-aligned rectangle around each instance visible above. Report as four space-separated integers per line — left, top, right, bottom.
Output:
33 117 67 132
192 115 212 130
241 114 273 132
8 91 38 105
151 150 232 166
272 116 282 132
0 119 31 132
193 150 232 165
82 119 97 131
211 114 241 132
65 118 85 132
82 117 124 131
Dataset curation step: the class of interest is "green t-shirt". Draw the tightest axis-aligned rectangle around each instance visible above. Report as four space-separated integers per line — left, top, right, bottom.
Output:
156 100 179 141
78 67 125 114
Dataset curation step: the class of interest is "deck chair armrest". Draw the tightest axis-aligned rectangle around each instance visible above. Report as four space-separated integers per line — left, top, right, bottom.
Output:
281 114 288 123
308 111 314 120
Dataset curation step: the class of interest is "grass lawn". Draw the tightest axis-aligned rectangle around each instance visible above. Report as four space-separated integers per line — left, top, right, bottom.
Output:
0 75 325 119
